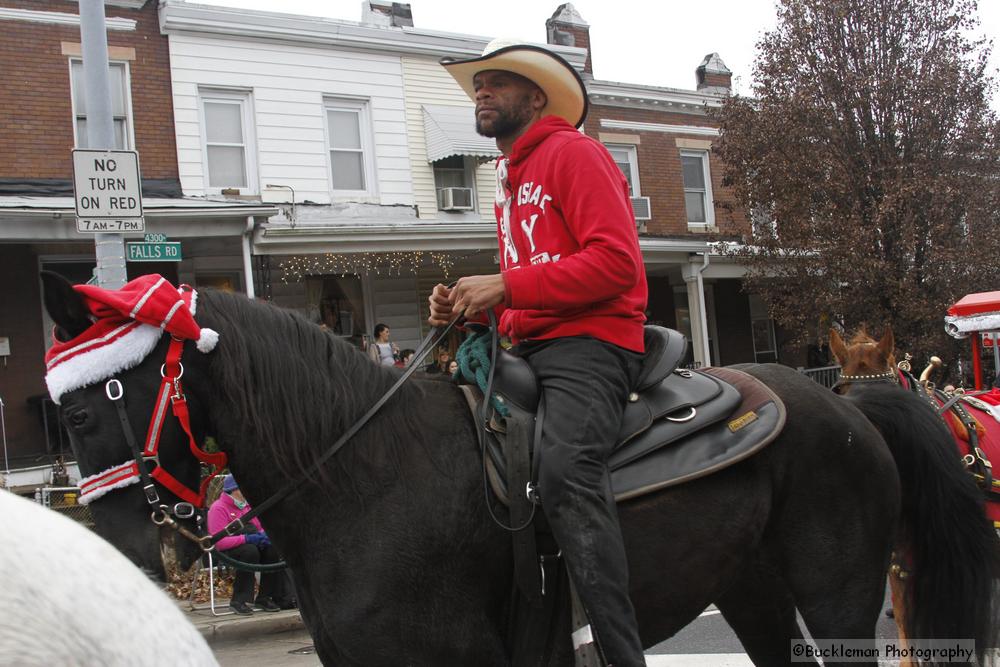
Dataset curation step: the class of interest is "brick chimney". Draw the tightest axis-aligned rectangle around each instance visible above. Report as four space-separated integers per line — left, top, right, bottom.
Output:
696 53 731 92
545 3 591 75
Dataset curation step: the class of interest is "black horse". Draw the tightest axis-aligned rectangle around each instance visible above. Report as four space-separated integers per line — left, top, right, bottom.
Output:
42 274 998 666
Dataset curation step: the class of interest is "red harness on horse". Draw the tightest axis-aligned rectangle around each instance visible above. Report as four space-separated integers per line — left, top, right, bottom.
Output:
79 337 227 507
898 371 1000 526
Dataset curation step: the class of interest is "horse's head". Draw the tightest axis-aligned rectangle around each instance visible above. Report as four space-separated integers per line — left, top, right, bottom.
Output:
41 272 219 581
829 326 897 394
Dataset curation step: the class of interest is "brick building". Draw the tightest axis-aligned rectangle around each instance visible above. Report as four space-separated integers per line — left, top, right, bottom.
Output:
546 4 787 369
0 0 273 477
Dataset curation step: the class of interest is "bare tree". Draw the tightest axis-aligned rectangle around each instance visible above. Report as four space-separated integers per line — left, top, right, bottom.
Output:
714 0 1000 366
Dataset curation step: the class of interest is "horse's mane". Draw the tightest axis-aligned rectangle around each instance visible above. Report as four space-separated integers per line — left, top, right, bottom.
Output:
843 326 897 369
847 327 874 346
195 289 426 486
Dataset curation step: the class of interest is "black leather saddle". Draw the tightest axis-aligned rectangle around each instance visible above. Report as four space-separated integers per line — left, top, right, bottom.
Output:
490 325 687 413
460 326 786 505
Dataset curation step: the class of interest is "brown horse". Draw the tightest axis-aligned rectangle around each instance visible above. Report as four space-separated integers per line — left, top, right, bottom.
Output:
830 326 1000 666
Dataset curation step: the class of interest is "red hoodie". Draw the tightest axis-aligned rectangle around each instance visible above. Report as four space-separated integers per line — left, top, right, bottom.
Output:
496 116 647 352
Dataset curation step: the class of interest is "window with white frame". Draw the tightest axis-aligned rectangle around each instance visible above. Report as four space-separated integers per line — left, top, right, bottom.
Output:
325 98 375 194
199 90 256 193
680 149 715 227
606 144 640 196
70 60 133 149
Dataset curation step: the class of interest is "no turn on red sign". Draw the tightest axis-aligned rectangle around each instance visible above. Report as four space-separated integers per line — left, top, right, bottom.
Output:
72 149 144 232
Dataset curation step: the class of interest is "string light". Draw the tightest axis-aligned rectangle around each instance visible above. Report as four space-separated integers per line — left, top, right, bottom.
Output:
279 250 473 283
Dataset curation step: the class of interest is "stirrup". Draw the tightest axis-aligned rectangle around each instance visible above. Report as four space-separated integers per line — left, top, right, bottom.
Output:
526 482 541 505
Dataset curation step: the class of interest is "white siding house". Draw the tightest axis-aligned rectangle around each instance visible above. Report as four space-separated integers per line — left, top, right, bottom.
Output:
400 57 497 221
168 35 412 206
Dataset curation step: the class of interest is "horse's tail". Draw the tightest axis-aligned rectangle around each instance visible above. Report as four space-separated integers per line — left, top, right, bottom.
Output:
845 384 1000 661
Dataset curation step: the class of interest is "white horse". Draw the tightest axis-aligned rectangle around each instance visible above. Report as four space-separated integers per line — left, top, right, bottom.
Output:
0 489 217 666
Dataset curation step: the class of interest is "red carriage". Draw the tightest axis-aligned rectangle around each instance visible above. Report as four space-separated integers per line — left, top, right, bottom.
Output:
943 290 1000 529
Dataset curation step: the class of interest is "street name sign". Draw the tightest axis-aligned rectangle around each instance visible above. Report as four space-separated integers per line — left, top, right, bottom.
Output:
72 149 144 233
126 241 182 262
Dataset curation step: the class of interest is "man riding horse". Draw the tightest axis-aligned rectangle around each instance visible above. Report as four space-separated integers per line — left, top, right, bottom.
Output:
432 39 648 666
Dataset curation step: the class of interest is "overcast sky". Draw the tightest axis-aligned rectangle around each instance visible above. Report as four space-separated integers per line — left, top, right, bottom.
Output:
196 0 999 102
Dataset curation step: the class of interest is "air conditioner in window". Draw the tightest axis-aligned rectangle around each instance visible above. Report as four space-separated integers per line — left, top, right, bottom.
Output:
438 187 474 211
630 196 651 220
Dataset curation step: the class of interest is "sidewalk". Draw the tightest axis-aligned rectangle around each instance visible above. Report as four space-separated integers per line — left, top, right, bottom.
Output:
179 598 306 646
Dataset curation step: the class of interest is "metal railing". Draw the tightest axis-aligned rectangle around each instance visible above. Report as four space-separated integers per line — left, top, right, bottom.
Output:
799 364 841 389
35 486 93 527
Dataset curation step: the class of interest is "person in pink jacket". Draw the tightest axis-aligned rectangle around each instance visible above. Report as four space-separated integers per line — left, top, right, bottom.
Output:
207 474 295 615
436 40 648 666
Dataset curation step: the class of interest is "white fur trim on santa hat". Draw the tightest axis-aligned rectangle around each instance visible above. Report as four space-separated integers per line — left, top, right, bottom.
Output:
196 328 219 353
45 323 162 404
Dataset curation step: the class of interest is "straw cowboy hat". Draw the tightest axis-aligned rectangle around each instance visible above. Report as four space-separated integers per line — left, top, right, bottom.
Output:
441 38 589 128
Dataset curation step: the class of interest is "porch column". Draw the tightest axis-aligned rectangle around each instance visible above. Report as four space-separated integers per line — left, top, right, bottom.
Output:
242 216 256 299
681 253 711 367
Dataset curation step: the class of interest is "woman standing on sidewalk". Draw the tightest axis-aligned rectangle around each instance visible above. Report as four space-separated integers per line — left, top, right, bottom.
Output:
367 323 399 366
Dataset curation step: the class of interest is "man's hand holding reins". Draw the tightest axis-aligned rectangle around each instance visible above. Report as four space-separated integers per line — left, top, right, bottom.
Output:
450 275 506 320
428 283 455 327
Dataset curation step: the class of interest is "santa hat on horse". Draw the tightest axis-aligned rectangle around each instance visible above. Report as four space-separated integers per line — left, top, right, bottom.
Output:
44 274 218 404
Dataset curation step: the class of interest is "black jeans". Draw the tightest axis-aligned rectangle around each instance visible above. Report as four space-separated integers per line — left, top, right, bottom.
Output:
221 542 291 605
516 336 644 667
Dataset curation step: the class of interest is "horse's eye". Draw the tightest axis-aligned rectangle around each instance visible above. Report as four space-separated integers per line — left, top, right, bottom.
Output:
68 411 88 428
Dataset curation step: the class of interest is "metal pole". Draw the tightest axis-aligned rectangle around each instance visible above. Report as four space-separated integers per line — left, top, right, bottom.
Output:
694 253 711 365
991 334 1000 387
79 0 127 289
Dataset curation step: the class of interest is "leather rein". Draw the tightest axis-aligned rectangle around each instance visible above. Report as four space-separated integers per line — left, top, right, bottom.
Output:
99 317 462 553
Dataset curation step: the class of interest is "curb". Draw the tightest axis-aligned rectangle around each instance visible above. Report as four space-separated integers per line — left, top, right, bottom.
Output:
190 608 306 646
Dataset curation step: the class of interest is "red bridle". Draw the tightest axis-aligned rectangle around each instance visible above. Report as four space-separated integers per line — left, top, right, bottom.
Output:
79 336 227 508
